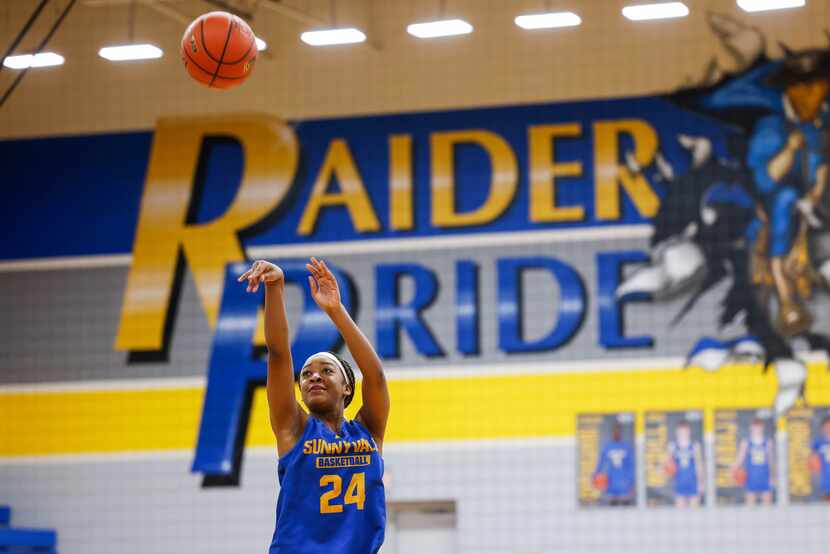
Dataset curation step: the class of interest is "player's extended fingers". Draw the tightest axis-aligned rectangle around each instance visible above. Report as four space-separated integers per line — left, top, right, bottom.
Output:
237 266 254 282
306 263 319 277
246 274 257 292
252 274 263 293
319 259 334 278
308 275 318 295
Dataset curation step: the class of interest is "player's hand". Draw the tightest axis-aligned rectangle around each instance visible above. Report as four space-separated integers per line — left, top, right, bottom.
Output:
238 260 284 292
307 257 341 314
787 130 805 151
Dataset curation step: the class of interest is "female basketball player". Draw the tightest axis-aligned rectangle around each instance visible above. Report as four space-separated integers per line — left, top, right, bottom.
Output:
238 257 389 553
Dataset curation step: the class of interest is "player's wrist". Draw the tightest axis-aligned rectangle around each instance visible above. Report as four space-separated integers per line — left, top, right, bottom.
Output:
325 303 348 319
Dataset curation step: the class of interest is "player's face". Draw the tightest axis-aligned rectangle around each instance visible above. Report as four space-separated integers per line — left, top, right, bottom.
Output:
750 422 765 441
299 360 350 412
676 426 691 444
786 78 829 122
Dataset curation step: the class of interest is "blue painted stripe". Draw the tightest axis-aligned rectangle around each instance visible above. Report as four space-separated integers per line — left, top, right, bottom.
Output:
0 527 57 549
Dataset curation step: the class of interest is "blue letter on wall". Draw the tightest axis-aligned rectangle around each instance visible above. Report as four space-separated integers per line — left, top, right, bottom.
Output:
456 261 480 356
192 260 354 485
597 251 653 349
497 257 586 353
376 264 444 359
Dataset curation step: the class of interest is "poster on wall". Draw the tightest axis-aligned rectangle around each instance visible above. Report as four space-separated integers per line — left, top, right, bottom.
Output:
577 413 636 507
715 409 777 506
645 410 705 507
787 406 830 504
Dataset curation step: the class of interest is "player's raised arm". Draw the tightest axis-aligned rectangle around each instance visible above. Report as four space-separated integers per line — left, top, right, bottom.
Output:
306 257 390 448
238 260 305 454
731 440 748 472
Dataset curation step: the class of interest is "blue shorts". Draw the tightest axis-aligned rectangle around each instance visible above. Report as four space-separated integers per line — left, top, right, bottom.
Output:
746 476 772 493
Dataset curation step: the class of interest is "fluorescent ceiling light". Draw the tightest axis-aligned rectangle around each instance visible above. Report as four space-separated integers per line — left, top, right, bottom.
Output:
300 28 366 46
255 37 267 51
3 52 64 69
737 0 805 12
622 2 689 21
515 12 582 30
407 19 473 39
98 44 162 61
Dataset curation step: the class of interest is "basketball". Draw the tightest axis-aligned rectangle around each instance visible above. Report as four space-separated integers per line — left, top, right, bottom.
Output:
732 466 747 487
592 473 608 491
180 11 258 89
664 459 677 477
808 453 821 474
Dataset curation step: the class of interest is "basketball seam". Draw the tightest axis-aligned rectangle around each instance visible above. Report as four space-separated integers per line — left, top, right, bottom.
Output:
209 17 236 87
184 50 247 81
199 19 222 64
223 35 256 66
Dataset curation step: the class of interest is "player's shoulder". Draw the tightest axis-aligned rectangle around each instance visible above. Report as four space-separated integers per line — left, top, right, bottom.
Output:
345 417 371 435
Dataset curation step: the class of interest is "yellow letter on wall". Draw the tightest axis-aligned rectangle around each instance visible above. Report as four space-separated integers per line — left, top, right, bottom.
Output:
389 134 414 231
594 119 660 220
297 139 381 235
115 114 299 351
529 123 585 223
431 130 518 228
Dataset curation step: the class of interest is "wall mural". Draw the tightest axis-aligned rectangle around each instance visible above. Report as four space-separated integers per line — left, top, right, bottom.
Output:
624 13 830 415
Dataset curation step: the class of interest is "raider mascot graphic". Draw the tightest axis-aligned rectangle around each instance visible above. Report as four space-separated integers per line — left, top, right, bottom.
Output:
618 13 830 415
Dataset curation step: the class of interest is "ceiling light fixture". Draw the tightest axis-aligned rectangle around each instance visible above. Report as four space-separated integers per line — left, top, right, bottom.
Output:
622 2 690 21
515 12 582 30
3 52 64 69
737 0 805 12
301 28 366 46
98 43 162 61
407 19 473 39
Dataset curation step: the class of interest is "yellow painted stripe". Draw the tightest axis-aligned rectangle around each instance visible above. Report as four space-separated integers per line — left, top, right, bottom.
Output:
2 362 829 457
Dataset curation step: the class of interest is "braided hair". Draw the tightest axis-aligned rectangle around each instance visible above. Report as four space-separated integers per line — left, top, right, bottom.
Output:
330 352 356 408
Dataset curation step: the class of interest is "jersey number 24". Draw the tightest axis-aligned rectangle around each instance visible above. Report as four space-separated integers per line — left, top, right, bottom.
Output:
320 473 366 514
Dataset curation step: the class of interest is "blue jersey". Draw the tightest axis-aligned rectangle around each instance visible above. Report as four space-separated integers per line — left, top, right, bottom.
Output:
595 440 635 497
744 438 772 493
270 417 386 554
670 442 699 497
812 436 830 494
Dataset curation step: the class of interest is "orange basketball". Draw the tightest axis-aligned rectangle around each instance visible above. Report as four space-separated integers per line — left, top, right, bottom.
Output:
808 453 821 474
592 473 608 491
732 466 747 486
664 459 677 477
181 11 258 89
